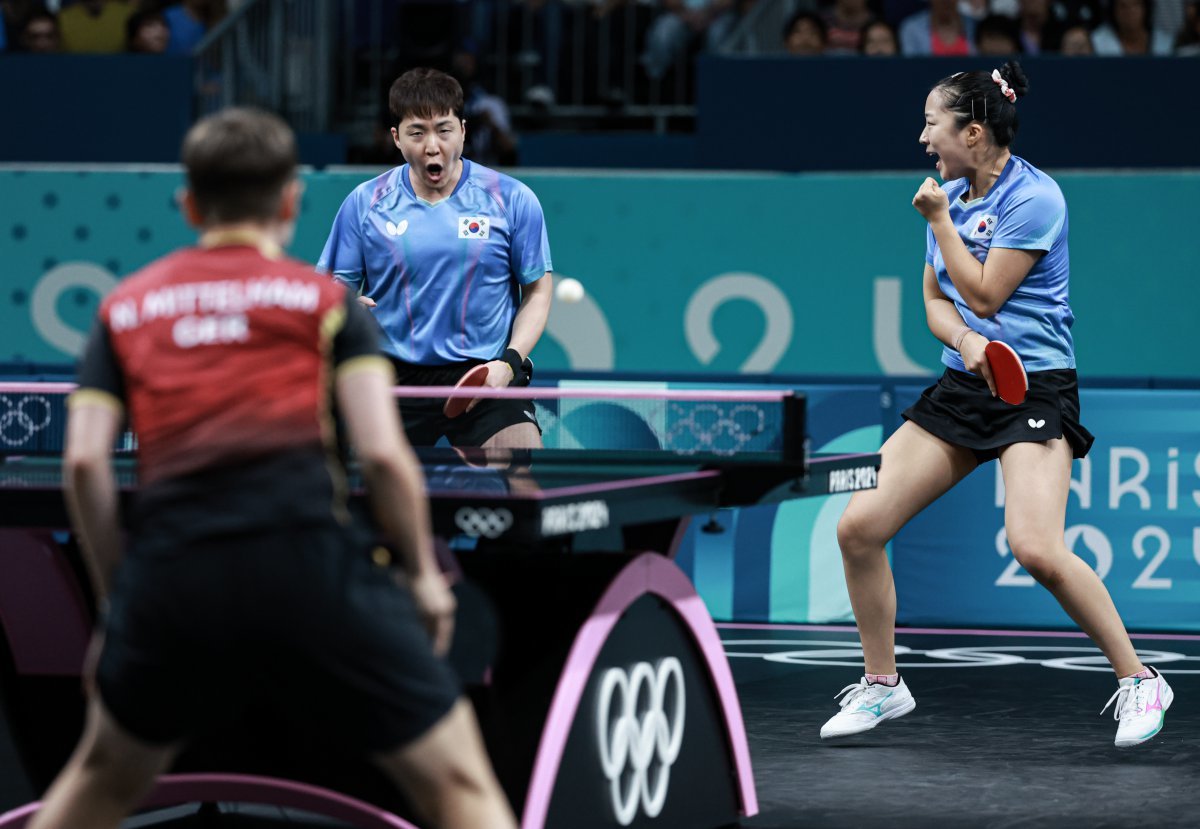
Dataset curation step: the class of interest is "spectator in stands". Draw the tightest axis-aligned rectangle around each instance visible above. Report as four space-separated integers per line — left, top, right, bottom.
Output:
976 13 1023 53
899 0 976 55
882 0 924 29
823 0 876 54
511 0 673 107
1091 0 1175 53
711 0 759 49
162 0 226 55
959 0 991 22
1177 0 1200 53
508 0 563 108
860 18 900 53
127 9 169 53
784 10 828 55
1 0 36 49
641 0 734 81
1016 0 1064 53
1059 22 1096 51
59 0 134 53
1152 0 1188 50
451 39 518 167
17 8 59 52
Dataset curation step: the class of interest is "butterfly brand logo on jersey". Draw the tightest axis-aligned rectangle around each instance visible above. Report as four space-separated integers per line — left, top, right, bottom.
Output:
385 219 408 237
458 217 490 239
969 215 997 239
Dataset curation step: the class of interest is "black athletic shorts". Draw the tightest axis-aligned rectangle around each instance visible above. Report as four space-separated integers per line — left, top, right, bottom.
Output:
389 357 541 447
96 523 461 751
902 368 1094 463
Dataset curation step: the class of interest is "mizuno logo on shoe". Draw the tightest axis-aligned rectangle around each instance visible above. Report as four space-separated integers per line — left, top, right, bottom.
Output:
857 692 893 716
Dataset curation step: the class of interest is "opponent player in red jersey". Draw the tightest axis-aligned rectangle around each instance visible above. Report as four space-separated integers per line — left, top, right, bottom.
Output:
29 108 516 829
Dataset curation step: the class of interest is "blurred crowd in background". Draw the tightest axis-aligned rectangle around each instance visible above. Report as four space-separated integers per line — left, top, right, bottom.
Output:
2 0 1197 168
3 0 1196 61
0 0 228 54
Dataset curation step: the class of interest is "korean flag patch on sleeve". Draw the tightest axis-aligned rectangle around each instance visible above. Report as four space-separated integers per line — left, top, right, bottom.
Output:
458 216 490 239
969 214 997 239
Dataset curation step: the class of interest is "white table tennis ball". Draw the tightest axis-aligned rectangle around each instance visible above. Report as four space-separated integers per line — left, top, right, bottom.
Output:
555 277 585 304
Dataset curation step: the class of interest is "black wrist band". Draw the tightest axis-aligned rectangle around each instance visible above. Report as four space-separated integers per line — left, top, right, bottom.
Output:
502 347 525 384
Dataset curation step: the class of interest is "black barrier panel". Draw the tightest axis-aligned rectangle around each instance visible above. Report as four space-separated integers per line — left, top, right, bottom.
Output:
697 56 1200 172
544 593 741 829
0 56 193 164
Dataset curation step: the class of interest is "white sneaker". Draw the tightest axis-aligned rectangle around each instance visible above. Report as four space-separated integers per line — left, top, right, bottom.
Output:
820 676 916 739
1102 666 1174 748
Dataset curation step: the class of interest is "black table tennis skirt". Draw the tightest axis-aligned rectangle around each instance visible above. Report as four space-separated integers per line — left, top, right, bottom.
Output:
902 368 1094 463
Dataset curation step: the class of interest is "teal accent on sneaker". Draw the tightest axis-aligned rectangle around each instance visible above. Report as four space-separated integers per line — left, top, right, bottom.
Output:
857 692 893 716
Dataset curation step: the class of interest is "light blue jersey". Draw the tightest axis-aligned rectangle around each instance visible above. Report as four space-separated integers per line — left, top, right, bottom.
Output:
927 155 1075 373
318 160 553 364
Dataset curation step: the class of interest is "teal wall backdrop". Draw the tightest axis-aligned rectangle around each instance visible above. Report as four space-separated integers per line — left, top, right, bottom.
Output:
3 167 1199 377
2 166 1198 630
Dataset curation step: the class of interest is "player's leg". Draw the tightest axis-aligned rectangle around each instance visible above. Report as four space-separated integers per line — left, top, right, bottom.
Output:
454 395 542 449
27 697 178 829
314 528 515 827
821 421 976 739
373 698 517 829
998 438 1172 746
837 421 977 673
999 437 1140 673
482 420 542 448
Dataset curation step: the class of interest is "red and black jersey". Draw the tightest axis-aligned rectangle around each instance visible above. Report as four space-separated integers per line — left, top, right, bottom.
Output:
76 240 386 542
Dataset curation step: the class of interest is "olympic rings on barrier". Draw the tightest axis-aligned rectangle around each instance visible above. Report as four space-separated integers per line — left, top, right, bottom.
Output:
596 657 686 826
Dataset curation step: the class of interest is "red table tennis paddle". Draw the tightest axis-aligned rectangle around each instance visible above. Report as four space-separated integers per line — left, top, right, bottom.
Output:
984 340 1028 405
443 363 490 418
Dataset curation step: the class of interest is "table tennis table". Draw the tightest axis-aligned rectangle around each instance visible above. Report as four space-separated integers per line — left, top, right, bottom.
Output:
0 387 880 829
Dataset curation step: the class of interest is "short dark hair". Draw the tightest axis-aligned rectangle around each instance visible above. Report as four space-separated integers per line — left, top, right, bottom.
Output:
388 67 465 126
181 107 298 223
784 11 828 42
126 10 166 52
932 61 1030 148
975 14 1023 51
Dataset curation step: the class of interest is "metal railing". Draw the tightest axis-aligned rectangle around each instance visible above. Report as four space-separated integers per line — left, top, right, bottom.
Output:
193 0 337 132
717 0 815 56
343 0 697 133
192 0 717 142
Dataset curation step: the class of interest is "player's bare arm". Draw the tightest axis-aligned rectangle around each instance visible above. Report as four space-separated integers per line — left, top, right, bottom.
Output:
336 362 455 654
485 271 553 387
62 396 124 605
914 179 1041 317
922 264 994 391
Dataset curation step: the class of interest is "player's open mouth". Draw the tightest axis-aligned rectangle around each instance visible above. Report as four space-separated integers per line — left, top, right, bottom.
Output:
426 163 444 181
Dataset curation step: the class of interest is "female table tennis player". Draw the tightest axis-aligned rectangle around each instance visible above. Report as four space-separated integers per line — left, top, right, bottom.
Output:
820 61 1173 748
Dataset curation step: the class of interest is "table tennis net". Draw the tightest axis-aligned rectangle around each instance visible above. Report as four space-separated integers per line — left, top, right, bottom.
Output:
1 385 799 459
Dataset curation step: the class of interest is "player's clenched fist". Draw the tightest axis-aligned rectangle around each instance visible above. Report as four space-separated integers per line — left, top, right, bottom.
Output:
912 177 949 221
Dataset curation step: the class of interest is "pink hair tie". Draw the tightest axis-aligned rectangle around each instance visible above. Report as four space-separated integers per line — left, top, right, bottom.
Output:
991 69 1017 104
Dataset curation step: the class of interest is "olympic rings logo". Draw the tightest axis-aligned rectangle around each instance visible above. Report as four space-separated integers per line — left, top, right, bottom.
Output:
665 403 768 456
596 657 686 826
453 506 514 538
0 395 54 447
